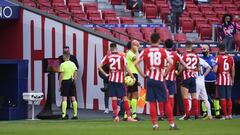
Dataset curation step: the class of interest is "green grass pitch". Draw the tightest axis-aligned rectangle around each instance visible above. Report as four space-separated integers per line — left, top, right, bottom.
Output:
0 118 240 135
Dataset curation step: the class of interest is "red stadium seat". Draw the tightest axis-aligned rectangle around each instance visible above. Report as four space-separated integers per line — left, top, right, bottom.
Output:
54 6 69 15
141 27 155 34
145 4 158 19
179 17 194 33
155 27 169 34
69 5 83 14
58 14 72 21
185 0 194 4
104 17 119 24
189 11 202 18
225 4 238 12
66 0 80 7
158 6 170 23
208 17 220 25
22 0 36 7
174 33 187 43
87 10 101 19
95 27 113 36
52 0 65 7
127 28 141 34
129 33 145 41
110 0 122 5
155 0 167 4
83 3 98 12
119 34 130 42
228 11 240 18
203 11 217 18
216 11 227 19
160 32 172 42
234 0 240 4
143 32 153 42
199 4 212 12
193 17 207 29
211 0 220 4
120 17 134 24
72 11 86 19
112 28 126 38
198 24 212 40
89 17 104 24
181 11 189 17
186 4 199 12
74 17 89 24
221 0 233 4
212 4 225 12
101 10 116 19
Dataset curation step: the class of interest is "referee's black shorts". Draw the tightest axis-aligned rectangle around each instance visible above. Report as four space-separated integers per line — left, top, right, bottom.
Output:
127 73 139 93
61 79 76 97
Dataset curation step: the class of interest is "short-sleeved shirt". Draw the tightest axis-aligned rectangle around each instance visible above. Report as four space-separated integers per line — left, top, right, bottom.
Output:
126 50 138 74
165 51 181 81
60 60 77 80
100 52 126 83
181 51 200 80
138 47 169 81
215 53 234 86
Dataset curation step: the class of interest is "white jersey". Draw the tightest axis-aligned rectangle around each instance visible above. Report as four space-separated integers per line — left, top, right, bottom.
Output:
196 58 211 101
196 58 211 80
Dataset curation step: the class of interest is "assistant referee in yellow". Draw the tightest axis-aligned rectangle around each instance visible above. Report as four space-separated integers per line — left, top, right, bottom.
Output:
59 51 78 120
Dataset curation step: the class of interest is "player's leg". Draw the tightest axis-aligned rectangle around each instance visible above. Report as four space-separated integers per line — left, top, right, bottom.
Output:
200 85 212 120
217 86 227 119
61 96 68 119
226 86 232 119
157 81 178 129
146 78 158 129
109 82 119 121
70 96 78 119
123 93 132 120
103 82 110 114
181 79 190 119
158 102 165 121
189 78 199 119
60 80 70 119
131 91 139 120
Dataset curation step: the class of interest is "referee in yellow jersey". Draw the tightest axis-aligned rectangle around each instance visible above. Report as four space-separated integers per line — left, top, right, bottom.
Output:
124 40 141 121
59 51 78 120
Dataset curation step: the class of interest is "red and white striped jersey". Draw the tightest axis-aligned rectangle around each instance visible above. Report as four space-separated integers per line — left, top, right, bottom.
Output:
138 46 169 81
165 51 181 81
181 51 200 80
215 53 234 86
100 52 126 83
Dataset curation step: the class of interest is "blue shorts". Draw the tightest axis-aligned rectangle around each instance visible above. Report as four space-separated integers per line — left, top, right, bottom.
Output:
109 82 126 98
216 85 232 99
182 77 196 93
146 78 166 102
166 80 177 95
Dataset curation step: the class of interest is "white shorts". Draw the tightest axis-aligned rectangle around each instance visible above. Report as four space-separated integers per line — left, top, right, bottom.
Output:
196 77 208 101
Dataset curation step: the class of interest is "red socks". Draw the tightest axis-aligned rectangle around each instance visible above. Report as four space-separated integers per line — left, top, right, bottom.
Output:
183 99 189 116
123 100 131 117
227 99 232 116
150 102 157 125
158 102 164 118
112 99 118 117
221 99 227 116
165 100 174 125
169 97 174 110
192 98 199 117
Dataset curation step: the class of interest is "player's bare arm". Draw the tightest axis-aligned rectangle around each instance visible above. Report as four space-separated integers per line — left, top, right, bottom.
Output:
204 66 211 77
135 58 146 78
98 63 108 77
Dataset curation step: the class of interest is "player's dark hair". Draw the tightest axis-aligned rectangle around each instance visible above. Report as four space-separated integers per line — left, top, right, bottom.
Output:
222 14 233 23
165 39 174 49
151 33 160 44
185 41 193 49
218 43 225 52
127 40 132 50
63 46 70 49
110 43 117 48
